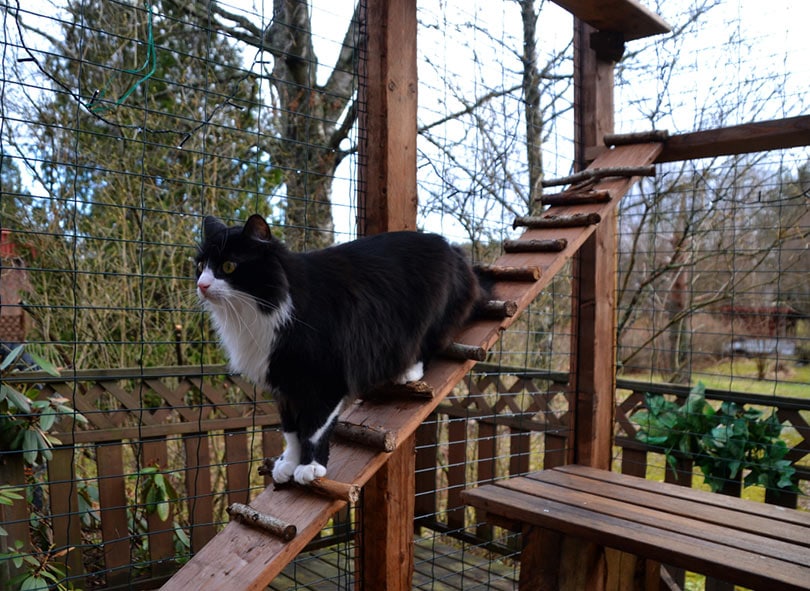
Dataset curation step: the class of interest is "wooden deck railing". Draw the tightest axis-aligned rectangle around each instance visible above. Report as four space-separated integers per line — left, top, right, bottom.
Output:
2 365 806 589
414 364 572 548
1 366 283 590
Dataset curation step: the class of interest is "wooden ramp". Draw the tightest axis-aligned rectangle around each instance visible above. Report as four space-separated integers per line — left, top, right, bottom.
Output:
160 141 663 591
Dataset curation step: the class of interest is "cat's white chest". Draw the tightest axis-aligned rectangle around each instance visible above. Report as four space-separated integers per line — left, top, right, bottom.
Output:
199 273 292 389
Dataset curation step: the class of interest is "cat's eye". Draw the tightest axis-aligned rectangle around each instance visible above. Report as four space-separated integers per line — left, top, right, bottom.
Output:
222 261 237 274
196 261 204 274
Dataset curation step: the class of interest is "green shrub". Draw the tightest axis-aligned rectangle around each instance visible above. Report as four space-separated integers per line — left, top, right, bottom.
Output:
631 382 797 492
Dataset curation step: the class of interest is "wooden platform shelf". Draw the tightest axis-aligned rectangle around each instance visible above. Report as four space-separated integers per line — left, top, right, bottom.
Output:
462 464 810 591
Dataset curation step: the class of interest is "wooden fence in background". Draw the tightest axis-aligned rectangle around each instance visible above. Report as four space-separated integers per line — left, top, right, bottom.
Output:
0 366 282 589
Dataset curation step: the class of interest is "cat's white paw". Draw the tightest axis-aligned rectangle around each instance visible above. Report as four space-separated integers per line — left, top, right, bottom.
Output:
395 361 424 384
272 458 297 484
293 462 327 485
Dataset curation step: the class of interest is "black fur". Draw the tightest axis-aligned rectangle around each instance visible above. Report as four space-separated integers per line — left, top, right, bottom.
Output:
196 214 484 483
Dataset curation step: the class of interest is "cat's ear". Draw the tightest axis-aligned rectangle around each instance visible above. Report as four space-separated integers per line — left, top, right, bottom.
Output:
203 216 227 240
243 214 274 243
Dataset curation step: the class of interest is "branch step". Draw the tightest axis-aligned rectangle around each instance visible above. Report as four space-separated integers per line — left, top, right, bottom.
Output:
513 212 601 229
334 421 397 452
227 503 297 541
603 129 669 146
361 380 434 400
542 165 655 188
273 477 361 504
536 189 612 206
475 264 541 282
442 342 487 361
503 238 567 253
478 299 518 319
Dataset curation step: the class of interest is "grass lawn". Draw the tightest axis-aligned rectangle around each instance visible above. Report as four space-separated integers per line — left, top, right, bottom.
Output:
692 358 810 399
624 357 810 399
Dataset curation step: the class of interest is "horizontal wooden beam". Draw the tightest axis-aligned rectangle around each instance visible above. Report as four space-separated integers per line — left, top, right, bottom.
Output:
656 115 810 163
552 0 670 41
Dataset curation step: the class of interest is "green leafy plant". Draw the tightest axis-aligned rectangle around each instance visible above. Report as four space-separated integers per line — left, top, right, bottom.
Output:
132 465 178 522
631 382 797 493
0 485 25 537
0 345 87 465
0 540 77 591
123 465 183 576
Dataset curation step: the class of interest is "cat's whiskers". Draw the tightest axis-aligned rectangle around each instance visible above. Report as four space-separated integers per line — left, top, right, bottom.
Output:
212 290 267 347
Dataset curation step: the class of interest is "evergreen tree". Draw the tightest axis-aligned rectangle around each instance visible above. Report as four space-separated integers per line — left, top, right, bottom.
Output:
17 0 282 368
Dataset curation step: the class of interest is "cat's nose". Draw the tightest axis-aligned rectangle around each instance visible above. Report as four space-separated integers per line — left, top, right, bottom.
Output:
197 279 211 296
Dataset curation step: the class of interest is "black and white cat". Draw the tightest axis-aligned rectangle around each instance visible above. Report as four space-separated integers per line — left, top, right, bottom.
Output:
195 214 485 485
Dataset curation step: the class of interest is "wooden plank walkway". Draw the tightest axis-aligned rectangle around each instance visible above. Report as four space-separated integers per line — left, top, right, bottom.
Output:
268 537 519 590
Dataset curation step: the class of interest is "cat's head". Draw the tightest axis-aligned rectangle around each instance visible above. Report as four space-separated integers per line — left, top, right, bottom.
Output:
195 214 288 309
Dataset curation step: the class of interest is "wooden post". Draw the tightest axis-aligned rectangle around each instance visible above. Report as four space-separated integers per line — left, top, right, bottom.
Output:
357 0 419 236
357 439 416 591
357 1 418 589
570 18 618 471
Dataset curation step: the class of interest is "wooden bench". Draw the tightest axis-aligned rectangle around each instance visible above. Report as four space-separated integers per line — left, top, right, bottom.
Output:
461 464 810 591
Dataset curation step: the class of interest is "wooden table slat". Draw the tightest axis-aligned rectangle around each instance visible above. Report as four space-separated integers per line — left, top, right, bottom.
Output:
526 468 810 548
498 476 807 566
462 466 810 591
555 464 810 528
461 483 810 591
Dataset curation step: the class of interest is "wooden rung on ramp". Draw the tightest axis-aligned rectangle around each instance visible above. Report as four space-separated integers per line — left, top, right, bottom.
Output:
542 165 656 188
361 380 435 400
257 459 362 503
603 129 669 146
334 420 397 452
227 503 297 541
536 189 612 206
280 478 361 504
513 213 601 229
503 238 568 253
442 342 487 361
478 299 518 319
474 264 541 282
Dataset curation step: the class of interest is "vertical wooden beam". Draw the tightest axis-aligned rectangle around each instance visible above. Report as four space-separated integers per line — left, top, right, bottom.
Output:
357 1 418 589
570 20 618 471
182 434 216 551
573 24 615 165
96 443 131 587
357 0 419 235
357 438 416 591
141 437 175 579
48 447 85 585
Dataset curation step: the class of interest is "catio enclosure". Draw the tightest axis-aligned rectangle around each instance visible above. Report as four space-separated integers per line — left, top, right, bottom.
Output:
1 0 809 590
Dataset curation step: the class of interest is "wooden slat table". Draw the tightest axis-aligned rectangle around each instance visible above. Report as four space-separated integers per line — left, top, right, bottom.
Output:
461 464 810 591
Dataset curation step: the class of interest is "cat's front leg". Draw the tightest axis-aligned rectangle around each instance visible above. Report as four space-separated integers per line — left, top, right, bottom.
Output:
293 462 327 484
293 403 342 484
271 432 301 484
394 360 424 384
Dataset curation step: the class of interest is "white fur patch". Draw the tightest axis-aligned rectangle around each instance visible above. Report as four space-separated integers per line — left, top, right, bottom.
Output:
309 404 342 445
395 361 424 384
198 266 293 390
272 432 301 484
294 462 327 485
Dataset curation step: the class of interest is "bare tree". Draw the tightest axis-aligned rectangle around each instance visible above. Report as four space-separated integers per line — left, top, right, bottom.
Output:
180 0 360 250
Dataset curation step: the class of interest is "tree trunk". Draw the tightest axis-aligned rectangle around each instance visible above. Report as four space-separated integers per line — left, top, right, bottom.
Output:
520 0 544 214
266 0 336 250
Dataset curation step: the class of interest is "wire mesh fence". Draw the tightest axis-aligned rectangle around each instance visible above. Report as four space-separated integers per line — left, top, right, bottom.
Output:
611 0 810 520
